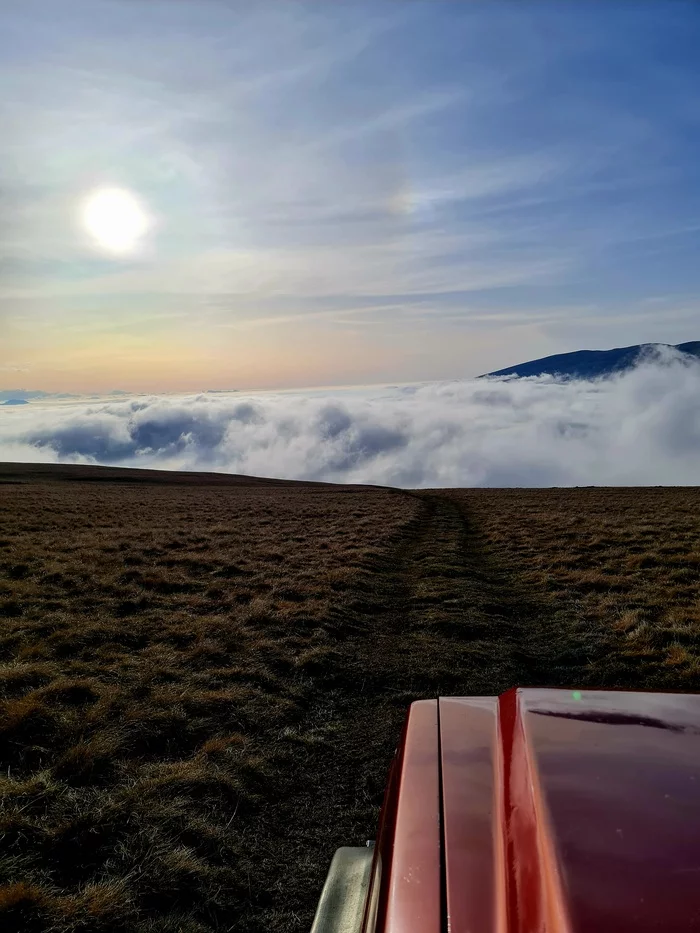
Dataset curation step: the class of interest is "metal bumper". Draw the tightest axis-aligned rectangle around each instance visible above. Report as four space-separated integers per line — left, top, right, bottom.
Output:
310 847 373 933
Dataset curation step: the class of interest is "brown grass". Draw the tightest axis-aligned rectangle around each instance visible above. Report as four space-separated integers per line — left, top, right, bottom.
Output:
1 465 699 931
446 487 700 687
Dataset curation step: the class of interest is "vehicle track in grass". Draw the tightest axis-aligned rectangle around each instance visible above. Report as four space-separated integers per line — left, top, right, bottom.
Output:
349 490 575 698
243 489 579 932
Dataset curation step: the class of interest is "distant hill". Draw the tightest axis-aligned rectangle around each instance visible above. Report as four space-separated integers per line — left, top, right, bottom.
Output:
0 390 78 402
0 462 361 487
483 342 700 380
2 398 29 406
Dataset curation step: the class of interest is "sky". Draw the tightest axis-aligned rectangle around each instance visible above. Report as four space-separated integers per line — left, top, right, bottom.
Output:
1 0 700 394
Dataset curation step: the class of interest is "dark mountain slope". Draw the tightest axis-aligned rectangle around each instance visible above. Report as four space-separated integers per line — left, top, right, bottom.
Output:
484 341 700 380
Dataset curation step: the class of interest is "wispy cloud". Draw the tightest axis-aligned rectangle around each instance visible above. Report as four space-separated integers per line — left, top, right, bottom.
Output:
0 1 699 390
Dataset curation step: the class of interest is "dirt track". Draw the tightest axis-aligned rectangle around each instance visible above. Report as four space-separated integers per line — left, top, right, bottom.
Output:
242 490 587 930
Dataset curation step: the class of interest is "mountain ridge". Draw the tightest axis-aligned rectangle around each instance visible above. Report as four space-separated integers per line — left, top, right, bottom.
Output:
483 341 700 380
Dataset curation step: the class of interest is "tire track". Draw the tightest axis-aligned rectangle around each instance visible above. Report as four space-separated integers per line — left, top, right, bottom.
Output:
243 489 568 932
351 491 559 700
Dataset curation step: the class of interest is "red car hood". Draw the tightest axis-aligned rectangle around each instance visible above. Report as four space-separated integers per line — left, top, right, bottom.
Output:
367 688 700 933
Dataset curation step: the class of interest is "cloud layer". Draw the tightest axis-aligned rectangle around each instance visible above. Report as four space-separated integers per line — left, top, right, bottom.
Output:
2 356 700 487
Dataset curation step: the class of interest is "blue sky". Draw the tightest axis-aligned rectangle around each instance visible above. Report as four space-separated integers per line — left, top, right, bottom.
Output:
1 0 699 392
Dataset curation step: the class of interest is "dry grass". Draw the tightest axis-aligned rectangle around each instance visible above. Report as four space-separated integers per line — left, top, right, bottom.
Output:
1 466 700 932
447 487 700 687
0 467 417 933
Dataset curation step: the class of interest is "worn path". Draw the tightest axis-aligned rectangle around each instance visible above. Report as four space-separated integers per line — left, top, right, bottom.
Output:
243 489 581 932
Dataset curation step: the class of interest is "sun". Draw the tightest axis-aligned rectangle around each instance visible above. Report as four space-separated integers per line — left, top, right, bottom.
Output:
81 187 151 254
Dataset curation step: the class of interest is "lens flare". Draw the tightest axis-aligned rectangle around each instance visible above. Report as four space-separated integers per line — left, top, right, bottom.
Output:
81 187 151 254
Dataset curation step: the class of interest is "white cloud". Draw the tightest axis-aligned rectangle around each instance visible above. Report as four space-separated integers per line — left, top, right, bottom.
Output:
2 354 700 487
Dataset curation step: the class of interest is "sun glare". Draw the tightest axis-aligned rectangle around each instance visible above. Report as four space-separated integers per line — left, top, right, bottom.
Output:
81 187 151 254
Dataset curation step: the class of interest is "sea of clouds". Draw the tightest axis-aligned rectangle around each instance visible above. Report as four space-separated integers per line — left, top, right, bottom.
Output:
2 354 700 487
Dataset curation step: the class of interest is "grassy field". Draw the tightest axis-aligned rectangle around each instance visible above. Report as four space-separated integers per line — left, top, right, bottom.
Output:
1 464 699 932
